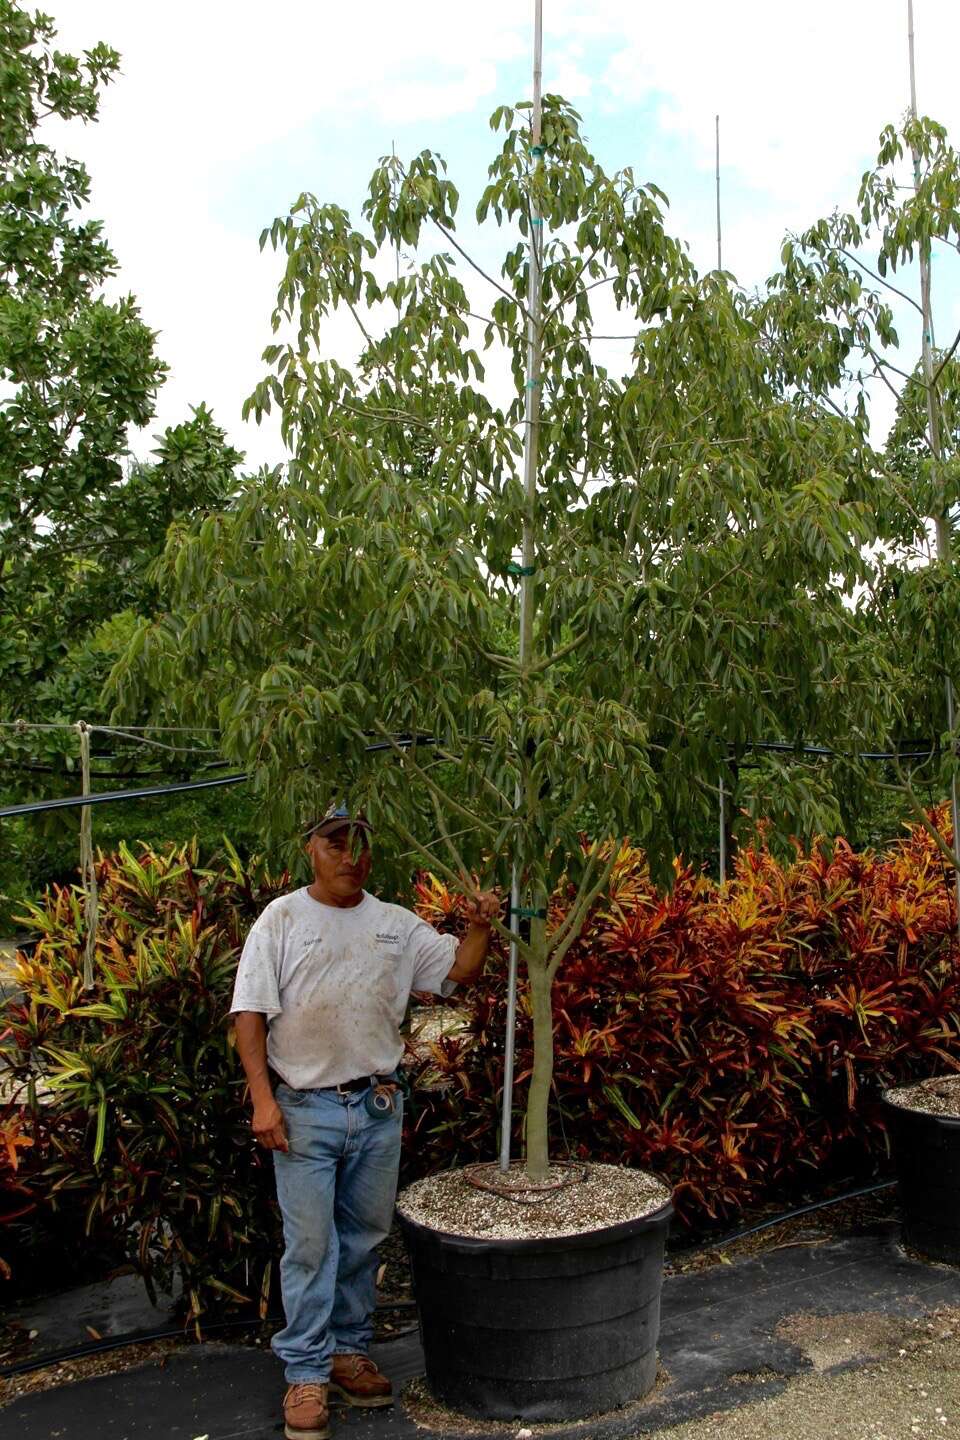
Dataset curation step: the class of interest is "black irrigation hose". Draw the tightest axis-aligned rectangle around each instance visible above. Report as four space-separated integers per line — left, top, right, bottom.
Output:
0 736 448 819
0 1299 420 1380
670 1178 898 1262
0 773 249 819
0 760 237 780
739 741 940 762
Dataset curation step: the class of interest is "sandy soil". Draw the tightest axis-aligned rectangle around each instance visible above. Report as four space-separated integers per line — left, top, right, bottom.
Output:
660 1306 960 1439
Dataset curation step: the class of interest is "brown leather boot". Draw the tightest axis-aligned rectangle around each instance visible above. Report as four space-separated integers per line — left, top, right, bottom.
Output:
329 1353 393 1408
283 1382 331 1440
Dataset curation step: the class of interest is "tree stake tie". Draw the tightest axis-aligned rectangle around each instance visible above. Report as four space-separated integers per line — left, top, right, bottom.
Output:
506 563 536 577
463 1161 587 1206
510 904 548 919
76 721 99 991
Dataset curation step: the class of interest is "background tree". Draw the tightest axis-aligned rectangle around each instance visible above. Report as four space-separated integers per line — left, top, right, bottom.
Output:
0 3 250 926
0 407 250 928
0 0 167 710
766 116 960 862
114 98 895 1178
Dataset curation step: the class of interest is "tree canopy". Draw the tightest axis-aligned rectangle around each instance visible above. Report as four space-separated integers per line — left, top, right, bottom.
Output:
110 96 908 1172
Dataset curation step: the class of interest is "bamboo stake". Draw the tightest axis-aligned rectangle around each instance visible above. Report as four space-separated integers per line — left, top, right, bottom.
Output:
906 0 960 936
500 0 544 1173
715 114 722 271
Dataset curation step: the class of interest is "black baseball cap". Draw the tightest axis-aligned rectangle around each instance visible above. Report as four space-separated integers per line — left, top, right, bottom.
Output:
304 804 372 841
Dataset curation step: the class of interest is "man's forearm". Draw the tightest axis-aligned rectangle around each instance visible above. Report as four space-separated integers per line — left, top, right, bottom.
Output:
233 1012 275 1106
449 923 492 984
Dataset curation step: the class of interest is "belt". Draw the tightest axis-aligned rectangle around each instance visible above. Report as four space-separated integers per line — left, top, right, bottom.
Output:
332 1073 396 1094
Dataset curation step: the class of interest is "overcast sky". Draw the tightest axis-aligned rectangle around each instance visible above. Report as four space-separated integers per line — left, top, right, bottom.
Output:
40 0 960 469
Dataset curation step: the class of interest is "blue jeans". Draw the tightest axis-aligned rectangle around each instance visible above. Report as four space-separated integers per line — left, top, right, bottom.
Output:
271 1081 402 1383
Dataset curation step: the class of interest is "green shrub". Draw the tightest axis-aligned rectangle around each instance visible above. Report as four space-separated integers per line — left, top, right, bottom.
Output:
406 818 960 1220
3 841 287 1319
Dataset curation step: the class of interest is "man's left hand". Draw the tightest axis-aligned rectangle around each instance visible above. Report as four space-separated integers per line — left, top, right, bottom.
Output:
463 890 500 927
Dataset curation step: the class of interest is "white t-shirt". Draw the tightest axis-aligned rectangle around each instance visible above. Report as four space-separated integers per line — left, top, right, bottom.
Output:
229 888 458 1089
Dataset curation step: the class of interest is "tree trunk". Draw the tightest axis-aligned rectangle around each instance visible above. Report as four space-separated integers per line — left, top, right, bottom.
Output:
525 958 554 1181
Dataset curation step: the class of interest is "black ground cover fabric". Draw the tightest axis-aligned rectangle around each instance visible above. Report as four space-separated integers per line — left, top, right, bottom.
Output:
7 1226 960 1439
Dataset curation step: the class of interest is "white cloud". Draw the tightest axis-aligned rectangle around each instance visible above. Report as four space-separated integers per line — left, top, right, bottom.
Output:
34 0 960 466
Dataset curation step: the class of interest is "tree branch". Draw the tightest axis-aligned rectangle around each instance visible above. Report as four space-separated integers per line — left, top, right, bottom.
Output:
543 244 602 324
335 398 433 431
932 326 960 390
430 216 529 320
836 247 924 316
434 747 513 812
372 724 499 837
390 814 530 957
547 842 620 979
882 760 960 874
528 631 591 676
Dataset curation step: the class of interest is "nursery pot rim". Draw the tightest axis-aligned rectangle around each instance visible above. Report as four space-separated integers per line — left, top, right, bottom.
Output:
882 1091 960 1129
396 1184 674 1255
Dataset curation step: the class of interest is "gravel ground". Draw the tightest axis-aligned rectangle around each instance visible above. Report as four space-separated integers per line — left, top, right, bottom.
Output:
659 1307 960 1439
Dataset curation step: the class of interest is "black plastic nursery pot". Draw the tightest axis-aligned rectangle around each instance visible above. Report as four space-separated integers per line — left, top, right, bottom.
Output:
884 1096 960 1263
397 1194 674 1422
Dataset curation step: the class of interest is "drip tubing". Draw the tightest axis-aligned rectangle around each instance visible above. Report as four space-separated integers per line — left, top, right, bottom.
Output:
0 735 946 822
0 736 447 820
0 1299 419 1380
670 1178 897 1263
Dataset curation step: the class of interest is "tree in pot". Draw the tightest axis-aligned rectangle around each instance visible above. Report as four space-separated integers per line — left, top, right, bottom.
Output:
767 108 960 1264
112 94 893 1417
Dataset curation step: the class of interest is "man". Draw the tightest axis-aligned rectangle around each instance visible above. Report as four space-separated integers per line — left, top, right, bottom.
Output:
231 805 498 1440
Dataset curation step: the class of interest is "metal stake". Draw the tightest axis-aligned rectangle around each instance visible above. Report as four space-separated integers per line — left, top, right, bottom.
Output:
500 0 544 1171
499 866 521 1170
77 721 98 990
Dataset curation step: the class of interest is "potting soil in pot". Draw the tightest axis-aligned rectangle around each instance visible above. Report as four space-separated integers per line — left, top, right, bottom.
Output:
397 1162 670 1239
886 1074 960 1118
